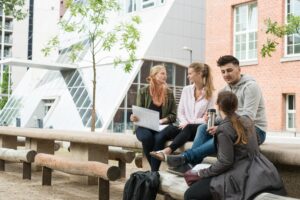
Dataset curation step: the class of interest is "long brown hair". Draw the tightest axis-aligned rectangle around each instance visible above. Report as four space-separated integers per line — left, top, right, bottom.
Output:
217 91 248 145
146 65 167 106
189 62 215 99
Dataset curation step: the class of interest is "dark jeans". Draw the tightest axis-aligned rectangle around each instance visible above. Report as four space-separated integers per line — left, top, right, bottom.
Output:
169 124 201 152
255 126 266 145
183 124 266 165
184 177 212 200
183 123 216 165
136 125 178 171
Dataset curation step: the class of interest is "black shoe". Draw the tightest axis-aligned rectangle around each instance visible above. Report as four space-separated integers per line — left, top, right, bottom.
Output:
166 154 186 168
167 163 193 176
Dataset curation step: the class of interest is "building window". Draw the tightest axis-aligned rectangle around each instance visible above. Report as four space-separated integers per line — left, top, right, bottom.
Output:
286 0 300 56
142 0 155 9
43 99 55 116
286 94 296 131
125 0 137 13
234 3 257 61
120 0 165 13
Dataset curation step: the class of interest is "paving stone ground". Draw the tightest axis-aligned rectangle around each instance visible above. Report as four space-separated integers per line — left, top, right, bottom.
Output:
0 148 165 200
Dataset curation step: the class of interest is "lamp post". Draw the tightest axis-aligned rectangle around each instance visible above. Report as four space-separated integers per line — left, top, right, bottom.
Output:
182 46 193 64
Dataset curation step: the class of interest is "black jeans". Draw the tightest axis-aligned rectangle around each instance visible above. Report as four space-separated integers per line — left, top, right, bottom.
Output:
184 177 212 200
136 125 178 171
169 124 201 152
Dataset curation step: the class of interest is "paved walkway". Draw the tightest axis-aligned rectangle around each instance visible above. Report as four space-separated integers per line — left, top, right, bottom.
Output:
0 149 164 200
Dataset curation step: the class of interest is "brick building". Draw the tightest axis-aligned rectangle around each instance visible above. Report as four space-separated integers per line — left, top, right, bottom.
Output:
206 0 300 133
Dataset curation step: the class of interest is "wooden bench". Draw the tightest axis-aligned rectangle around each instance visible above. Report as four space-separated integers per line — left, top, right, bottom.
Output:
108 147 135 178
0 127 299 198
159 171 298 200
17 136 62 151
0 127 141 183
35 153 120 200
0 148 37 179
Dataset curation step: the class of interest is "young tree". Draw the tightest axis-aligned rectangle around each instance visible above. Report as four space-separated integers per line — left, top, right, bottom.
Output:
0 0 26 20
43 0 140 131
0 67 12 109
0 0 25 109
261 15 300 57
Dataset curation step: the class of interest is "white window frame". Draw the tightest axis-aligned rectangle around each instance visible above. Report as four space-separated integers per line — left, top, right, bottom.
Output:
124 0 137 13
42 97 60 125
286 94 296 131
120 0 165 13
284 0 300 57
233 2 258 62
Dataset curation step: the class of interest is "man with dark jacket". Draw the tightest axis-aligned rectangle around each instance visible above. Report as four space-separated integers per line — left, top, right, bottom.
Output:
165 55 267 172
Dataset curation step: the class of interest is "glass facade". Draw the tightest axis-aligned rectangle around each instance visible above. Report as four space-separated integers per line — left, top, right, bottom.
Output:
0 96 22 125
109 60 187 133
61 69 102 128
57 39 89 64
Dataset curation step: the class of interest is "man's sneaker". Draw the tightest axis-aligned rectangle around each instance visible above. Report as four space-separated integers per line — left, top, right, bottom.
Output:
167 163 193 176
166 154 186 168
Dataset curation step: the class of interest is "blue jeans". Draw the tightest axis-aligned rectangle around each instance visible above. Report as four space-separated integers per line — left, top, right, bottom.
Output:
183 124 215 165
136 125 178 171
256 126 266 145
182 124 266 165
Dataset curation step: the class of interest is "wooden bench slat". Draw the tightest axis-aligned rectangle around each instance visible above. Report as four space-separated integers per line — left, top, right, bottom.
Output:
0 148 36 163
254 193 299 200
159 171 187 200
0 127 142 149
35 153 120 181
159 172 297 200
108 148 135 163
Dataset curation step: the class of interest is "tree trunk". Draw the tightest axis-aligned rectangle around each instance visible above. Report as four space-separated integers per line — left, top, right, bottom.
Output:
91 44 96 132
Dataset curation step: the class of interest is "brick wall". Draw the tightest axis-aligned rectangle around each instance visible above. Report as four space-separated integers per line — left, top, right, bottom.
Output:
205 0 300 133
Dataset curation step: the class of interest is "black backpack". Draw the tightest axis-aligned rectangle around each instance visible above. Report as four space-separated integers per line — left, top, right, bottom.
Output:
123 171 160 200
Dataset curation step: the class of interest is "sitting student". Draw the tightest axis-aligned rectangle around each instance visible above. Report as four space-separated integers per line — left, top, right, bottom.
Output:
163 55 268 171
184 91 286 200
149 62 215 169
130 65 178 171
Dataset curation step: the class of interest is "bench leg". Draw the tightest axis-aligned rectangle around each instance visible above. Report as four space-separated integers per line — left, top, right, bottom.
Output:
42 166 52 186
98 178 109 200
0 160 4 171
118 160 126 178
23 162 31 180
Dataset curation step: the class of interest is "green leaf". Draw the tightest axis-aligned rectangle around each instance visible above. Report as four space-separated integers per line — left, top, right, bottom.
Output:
41 0 141 130
262 14 300 58
261 39 278 57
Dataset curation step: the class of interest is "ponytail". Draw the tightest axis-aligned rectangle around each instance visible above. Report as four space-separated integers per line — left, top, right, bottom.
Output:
230 114 248 145
217 91 248 145
202 64 214 99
